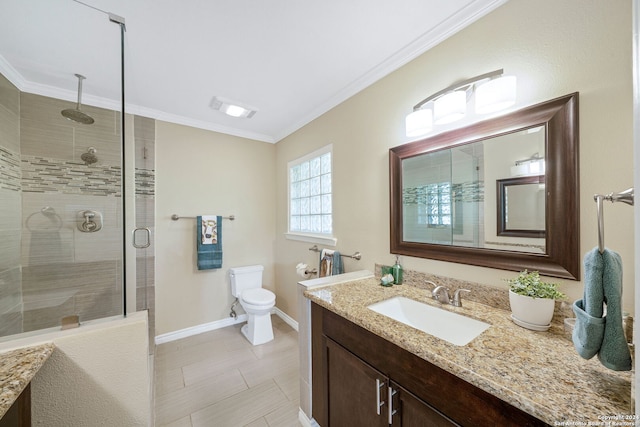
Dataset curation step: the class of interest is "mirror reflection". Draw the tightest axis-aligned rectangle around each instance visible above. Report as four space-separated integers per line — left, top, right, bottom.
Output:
497 175 545 241
401 126 545 253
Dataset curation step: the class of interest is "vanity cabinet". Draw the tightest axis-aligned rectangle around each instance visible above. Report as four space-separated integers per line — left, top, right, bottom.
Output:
0 384 31 427
312 302 548 427
327 338 456 426
326 338 389 427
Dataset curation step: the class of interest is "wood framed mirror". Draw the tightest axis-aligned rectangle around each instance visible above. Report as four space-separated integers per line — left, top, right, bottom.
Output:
389 93 579 280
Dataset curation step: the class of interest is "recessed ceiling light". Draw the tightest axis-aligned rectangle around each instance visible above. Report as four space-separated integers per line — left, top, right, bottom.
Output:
210 96 257 118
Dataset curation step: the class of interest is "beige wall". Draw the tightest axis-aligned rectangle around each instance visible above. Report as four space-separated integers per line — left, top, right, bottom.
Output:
155 121 276 335
274 0 634 320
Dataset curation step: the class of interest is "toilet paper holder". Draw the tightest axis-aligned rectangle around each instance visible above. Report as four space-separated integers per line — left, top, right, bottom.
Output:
296 263 317 278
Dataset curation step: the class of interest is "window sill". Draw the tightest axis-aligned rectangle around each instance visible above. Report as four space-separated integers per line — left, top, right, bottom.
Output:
285 232 337 247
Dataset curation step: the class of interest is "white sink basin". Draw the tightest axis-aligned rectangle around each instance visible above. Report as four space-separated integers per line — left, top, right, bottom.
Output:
367 296 490 346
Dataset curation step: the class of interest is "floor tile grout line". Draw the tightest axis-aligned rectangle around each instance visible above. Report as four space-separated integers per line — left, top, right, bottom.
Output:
154 317 300 426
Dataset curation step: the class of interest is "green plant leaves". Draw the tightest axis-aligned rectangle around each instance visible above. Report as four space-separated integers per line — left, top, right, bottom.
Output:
507 270 566 300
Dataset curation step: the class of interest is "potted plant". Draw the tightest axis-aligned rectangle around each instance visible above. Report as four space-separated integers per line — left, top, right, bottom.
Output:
507 270 566 331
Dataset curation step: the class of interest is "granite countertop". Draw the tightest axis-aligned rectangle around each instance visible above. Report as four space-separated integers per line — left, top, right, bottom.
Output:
0 343 55 418
305 277 633 426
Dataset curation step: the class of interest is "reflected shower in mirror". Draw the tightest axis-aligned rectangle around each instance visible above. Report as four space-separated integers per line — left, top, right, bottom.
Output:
401 126 546 253
390 93 579 280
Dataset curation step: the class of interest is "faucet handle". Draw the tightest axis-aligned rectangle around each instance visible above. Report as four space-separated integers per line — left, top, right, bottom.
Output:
425 281 441 299
452 289 471 307
432 286 451 304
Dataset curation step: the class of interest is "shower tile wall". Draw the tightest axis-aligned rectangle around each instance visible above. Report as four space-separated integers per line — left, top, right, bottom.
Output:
0 74 23 336
0 73 156 339
19 92 123 332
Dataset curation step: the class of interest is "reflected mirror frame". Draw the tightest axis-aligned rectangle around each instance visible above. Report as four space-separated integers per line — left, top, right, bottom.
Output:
389 93 579 280
496 175 546 238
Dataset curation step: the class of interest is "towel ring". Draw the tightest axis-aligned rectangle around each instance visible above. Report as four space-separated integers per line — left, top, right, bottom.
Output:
26 206 63 231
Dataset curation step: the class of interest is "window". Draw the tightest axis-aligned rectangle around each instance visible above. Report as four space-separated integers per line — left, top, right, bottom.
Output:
287 145 335 245
417 182 451 227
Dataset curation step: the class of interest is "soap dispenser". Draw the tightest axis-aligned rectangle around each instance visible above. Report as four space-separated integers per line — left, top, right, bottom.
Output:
392 256 403 285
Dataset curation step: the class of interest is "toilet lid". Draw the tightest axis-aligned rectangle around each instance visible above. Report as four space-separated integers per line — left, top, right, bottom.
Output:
242 288 275 305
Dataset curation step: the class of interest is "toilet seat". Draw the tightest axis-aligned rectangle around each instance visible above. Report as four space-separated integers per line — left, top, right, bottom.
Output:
242 288 275 306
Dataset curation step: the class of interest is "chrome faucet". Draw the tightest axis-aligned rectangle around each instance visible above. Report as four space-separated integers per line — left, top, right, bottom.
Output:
425 280 470 307
432 286 451 304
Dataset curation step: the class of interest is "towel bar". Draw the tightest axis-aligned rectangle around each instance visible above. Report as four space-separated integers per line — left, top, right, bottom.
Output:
171 214 235 221
594 188 634 253
308 244 361 261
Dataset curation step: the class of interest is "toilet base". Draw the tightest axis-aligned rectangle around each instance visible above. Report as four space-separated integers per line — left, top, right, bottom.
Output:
241 312 274 345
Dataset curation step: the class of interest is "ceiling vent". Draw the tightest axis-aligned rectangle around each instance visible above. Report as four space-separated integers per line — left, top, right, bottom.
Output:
210 96 257 118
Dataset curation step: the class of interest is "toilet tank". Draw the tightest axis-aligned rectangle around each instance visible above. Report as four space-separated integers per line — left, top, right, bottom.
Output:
229 265 264 297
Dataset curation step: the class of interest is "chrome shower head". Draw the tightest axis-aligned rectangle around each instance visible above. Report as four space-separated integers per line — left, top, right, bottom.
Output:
61 74 95 125
81 147 98 165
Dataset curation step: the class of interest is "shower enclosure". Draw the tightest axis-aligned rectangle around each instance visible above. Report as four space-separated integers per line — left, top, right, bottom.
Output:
0 3 154 342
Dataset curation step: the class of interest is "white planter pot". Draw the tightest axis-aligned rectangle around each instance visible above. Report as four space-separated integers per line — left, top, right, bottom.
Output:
508 290 555 329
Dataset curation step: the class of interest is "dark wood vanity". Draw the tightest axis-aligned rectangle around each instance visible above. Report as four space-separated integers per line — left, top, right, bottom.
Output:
0 385 31 427
312 302 548 427
0 344 54 427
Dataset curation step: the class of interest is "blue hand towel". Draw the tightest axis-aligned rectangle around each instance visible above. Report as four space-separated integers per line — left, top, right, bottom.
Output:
196 215 222 270
332 251 344 275
572 248 631 371
597 249 631 371
572 248 606 359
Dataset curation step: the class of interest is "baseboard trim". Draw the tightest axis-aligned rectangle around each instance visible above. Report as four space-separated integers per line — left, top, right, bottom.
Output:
154 306 299 345
154 314 248 345
298 409 319 427
273 307 299 332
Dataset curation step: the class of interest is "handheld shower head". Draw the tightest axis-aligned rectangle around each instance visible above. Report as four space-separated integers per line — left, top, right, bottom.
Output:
61 74 95 125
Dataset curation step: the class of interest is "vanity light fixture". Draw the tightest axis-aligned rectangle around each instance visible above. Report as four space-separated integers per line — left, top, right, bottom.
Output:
475 75 517 114
405 108 433 137
405 69 516 137
434 90 467 124
210 96 257 118
510 153 545 177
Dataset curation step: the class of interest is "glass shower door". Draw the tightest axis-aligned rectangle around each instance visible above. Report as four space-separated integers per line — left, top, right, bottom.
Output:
132 116 155 344
0 4 126 339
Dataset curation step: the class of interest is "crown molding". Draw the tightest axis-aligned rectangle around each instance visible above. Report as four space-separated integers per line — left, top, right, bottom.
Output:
0 0 506 146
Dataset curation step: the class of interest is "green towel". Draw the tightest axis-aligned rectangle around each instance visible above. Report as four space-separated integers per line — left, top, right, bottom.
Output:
572 248 631 371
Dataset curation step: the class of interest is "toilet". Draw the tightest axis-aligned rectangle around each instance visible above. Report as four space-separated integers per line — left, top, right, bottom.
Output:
229 265 276 345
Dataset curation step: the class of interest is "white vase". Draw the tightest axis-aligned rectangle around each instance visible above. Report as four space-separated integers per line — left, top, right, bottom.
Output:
508 290 555 329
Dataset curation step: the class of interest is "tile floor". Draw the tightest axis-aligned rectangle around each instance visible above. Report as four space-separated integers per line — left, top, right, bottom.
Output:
154 315 301 427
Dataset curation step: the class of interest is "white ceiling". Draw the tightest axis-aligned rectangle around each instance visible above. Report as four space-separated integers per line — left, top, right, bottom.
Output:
0 0 506 143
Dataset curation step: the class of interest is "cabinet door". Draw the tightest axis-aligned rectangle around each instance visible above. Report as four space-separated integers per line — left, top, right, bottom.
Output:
389 381 459 427
326 338 389 427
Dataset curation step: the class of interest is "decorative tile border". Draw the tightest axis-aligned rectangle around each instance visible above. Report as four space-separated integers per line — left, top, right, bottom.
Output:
21 155 121 197
135 168 155 197
403 181 484 205
18 156 154 198
0 146 21 192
